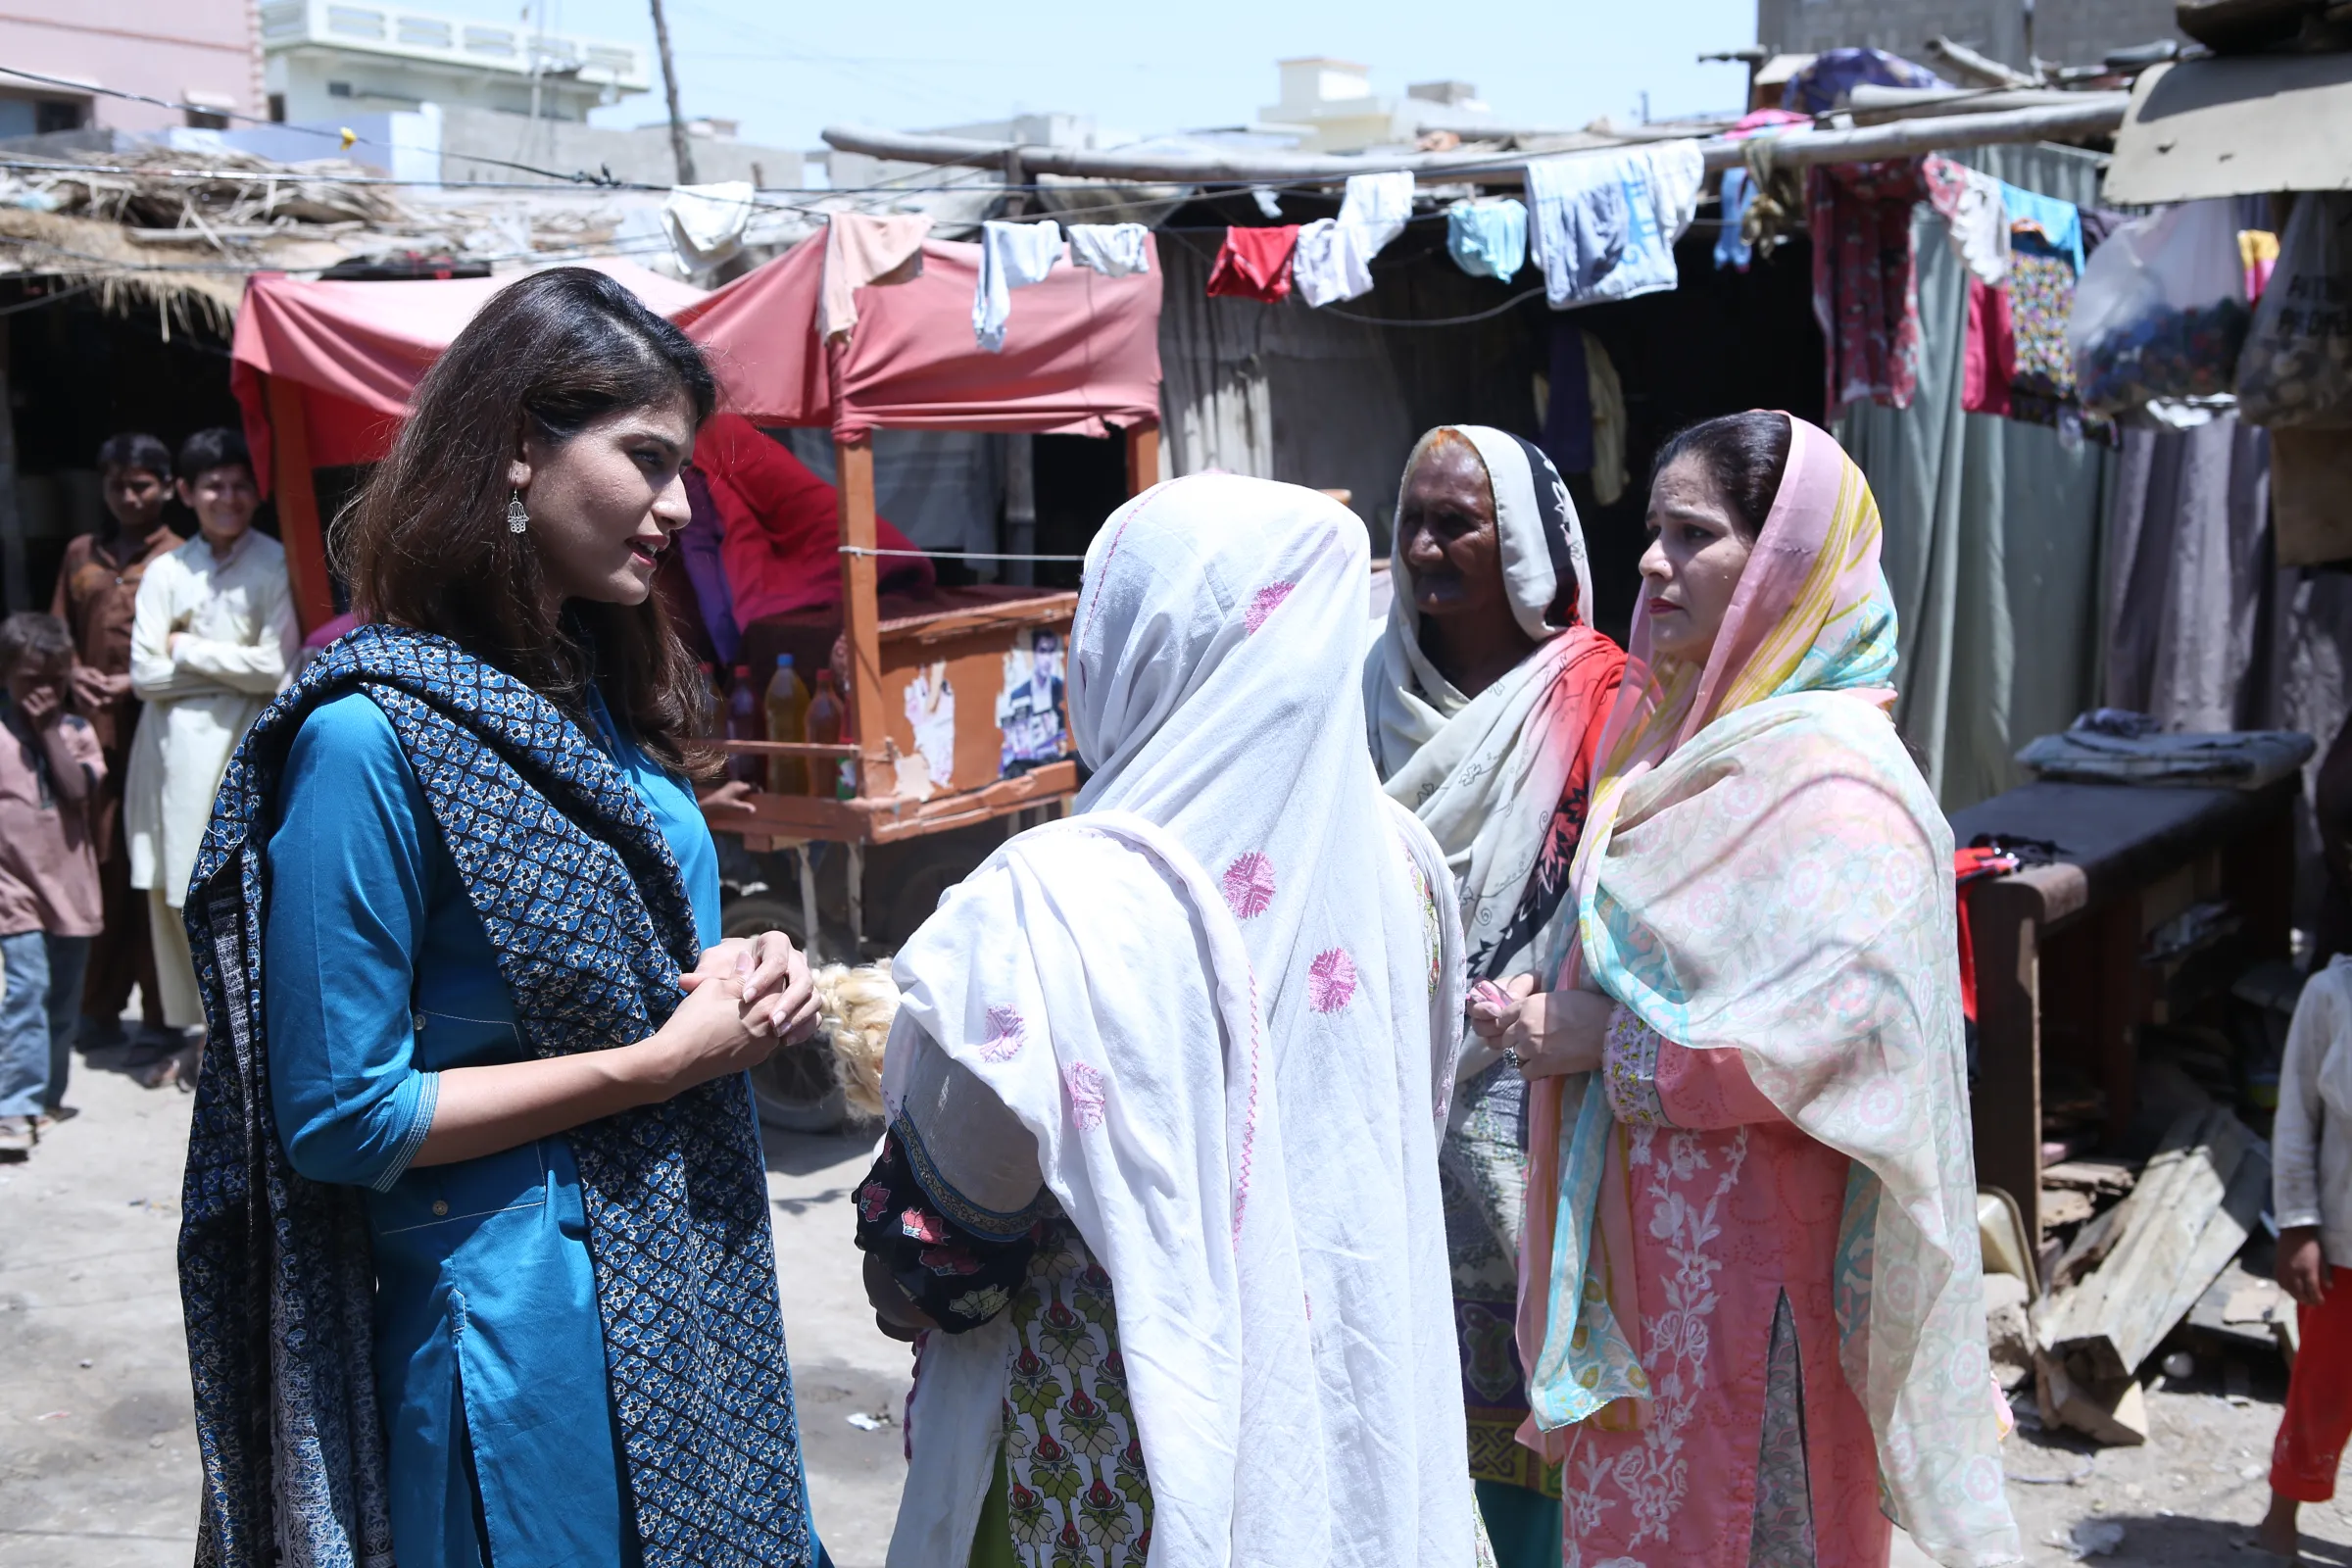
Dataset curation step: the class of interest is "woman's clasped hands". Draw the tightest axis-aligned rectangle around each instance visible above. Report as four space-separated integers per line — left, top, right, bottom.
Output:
1468 973 1615 1080
658 931 825 1090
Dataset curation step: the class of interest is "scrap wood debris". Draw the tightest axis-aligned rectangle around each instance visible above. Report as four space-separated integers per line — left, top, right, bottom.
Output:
2031 1106 2272 1446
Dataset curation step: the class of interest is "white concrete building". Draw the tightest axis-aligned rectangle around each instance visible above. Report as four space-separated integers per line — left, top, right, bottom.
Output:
260 0 648 122
1257 57 1498 153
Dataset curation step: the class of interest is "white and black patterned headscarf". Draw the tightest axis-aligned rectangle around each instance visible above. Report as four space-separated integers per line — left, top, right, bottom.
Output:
1387 424 1593 642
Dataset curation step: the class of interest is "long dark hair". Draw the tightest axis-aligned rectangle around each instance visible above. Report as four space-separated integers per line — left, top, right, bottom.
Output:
337 267 719 777
1649 411 1791 539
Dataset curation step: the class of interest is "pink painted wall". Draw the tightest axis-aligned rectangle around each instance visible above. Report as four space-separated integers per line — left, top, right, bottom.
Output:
0 0 262 130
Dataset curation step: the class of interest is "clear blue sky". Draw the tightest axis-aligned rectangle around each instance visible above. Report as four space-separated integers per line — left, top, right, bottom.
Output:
487 0 1760 159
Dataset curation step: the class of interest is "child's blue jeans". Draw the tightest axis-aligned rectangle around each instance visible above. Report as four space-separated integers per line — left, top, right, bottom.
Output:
0 931 94 1117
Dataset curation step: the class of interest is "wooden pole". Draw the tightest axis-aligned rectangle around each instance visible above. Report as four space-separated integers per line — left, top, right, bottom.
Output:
837 432 884 799
1123 422 1159 498
647 0 698 186
821 95 2128 185
263 373 336 634
0 317 24 612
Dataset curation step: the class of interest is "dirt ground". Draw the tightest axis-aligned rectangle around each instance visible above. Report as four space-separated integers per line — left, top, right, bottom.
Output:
3 1056 2348 1568
0 1055 912 1567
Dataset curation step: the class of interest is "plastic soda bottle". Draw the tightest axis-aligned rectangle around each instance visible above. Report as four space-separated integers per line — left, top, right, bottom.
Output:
805 667 848 798
726 664 761 785
764 654 809 796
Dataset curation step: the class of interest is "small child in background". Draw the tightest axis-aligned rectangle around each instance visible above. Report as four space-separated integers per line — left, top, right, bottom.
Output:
0 613 106 1157
2259 954 2352 1557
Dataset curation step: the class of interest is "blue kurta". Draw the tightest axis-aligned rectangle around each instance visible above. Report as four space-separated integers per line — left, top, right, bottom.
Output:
265 689 722 1568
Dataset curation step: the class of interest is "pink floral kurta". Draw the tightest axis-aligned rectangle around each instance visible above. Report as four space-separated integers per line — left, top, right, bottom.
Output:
1560 1012 1891 1568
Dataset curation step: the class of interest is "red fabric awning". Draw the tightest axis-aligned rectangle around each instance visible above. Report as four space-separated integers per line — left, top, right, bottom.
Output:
671 233 1163 439
229 236 1163 487
229 259 704 493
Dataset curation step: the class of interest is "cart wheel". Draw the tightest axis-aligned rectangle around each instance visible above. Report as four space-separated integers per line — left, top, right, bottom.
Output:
720 894 848 1133
721 893 806 947
751 1042 848 1134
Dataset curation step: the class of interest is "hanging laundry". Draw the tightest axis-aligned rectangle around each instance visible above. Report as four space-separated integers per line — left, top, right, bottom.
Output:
1780 47 1946 115
1585 332 1628 505
1526 141 1705 310
1533 321 1627 503
1067 222 1152 277
662 180 757 272
2239 227 2279 304
1205 224 1300 302
1961 276 2017 417
1735 132 1807 263
1721 103 1812 255
2000 184 2085 275
1539 317 1593 473
1447 198 1527 282
1921 155 2010 287
1250 187 1284 220
1958 224 2111 442
818 213 932 343
1808 159 1926 411
2006 232 2107 438
1338 170 1415 252
1715 169 1757 272
1292 172 1418 308
1292 219 1376 307
1527 155 1629 297
972 219 1065 353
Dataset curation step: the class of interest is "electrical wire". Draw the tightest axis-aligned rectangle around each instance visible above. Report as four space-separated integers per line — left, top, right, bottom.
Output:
1320 284 1547 327
841 546 1089 563
0 280 94 315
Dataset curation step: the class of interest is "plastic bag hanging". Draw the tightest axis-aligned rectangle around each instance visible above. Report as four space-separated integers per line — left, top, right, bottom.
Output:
2071 199 2252 419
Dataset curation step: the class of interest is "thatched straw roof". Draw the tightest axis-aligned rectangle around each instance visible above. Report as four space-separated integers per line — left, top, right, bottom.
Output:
0 206 353 332
0 139 678 327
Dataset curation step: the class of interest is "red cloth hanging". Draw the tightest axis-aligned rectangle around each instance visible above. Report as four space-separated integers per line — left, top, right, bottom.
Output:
1206 225 1301 302
1962 275 2017 417
1952 845 2022 1022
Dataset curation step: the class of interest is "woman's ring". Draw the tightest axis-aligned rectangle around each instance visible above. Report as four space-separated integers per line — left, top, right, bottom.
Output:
1502 1047 1522 1071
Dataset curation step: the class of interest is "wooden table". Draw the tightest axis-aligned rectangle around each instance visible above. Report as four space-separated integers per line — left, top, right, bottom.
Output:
1949 778 2295 1246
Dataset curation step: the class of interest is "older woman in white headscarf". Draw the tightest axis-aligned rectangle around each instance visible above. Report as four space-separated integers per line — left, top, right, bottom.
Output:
855 474 1476 1568
1365 425 1624 1568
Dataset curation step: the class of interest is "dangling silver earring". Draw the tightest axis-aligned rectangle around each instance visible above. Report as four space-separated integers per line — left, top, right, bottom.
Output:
506 490 529 535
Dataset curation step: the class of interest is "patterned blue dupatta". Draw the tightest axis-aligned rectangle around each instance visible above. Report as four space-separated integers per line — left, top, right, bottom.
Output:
176 623 813 1568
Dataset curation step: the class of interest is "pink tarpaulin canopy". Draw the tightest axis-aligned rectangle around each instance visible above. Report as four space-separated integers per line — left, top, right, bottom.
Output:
671 234 1163 439
229 259 706 490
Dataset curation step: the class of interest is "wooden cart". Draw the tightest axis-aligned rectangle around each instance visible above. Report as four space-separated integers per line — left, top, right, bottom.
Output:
716 421 1159 958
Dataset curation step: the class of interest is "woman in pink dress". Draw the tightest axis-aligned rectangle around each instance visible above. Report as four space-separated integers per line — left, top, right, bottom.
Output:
1472 412 2019 1568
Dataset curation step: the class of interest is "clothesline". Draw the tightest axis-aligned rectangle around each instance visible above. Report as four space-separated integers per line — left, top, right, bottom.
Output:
1322 285 1549 327
839 546 1091 563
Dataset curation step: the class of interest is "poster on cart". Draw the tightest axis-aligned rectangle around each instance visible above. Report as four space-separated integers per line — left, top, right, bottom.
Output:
997 629 1072 776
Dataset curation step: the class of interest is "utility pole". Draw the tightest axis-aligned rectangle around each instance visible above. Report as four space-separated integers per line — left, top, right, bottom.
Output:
647 0 697 185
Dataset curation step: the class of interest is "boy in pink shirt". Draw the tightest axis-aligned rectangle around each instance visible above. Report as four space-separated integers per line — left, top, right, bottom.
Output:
0 612 105 1156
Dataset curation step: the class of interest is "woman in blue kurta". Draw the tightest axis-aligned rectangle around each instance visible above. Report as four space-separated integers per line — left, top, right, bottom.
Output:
176 269 829 1568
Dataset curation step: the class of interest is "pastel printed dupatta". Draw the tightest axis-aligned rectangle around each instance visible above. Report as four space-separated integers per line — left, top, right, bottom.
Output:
883 475 1475 1568
1515 416 2021 1567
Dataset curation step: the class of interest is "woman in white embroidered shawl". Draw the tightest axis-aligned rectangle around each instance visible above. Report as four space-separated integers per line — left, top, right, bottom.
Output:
856 474 1476 1568
1366 426 1625 1567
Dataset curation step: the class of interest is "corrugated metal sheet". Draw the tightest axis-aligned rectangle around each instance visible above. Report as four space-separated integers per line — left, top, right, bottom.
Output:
2105 53 2352 203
